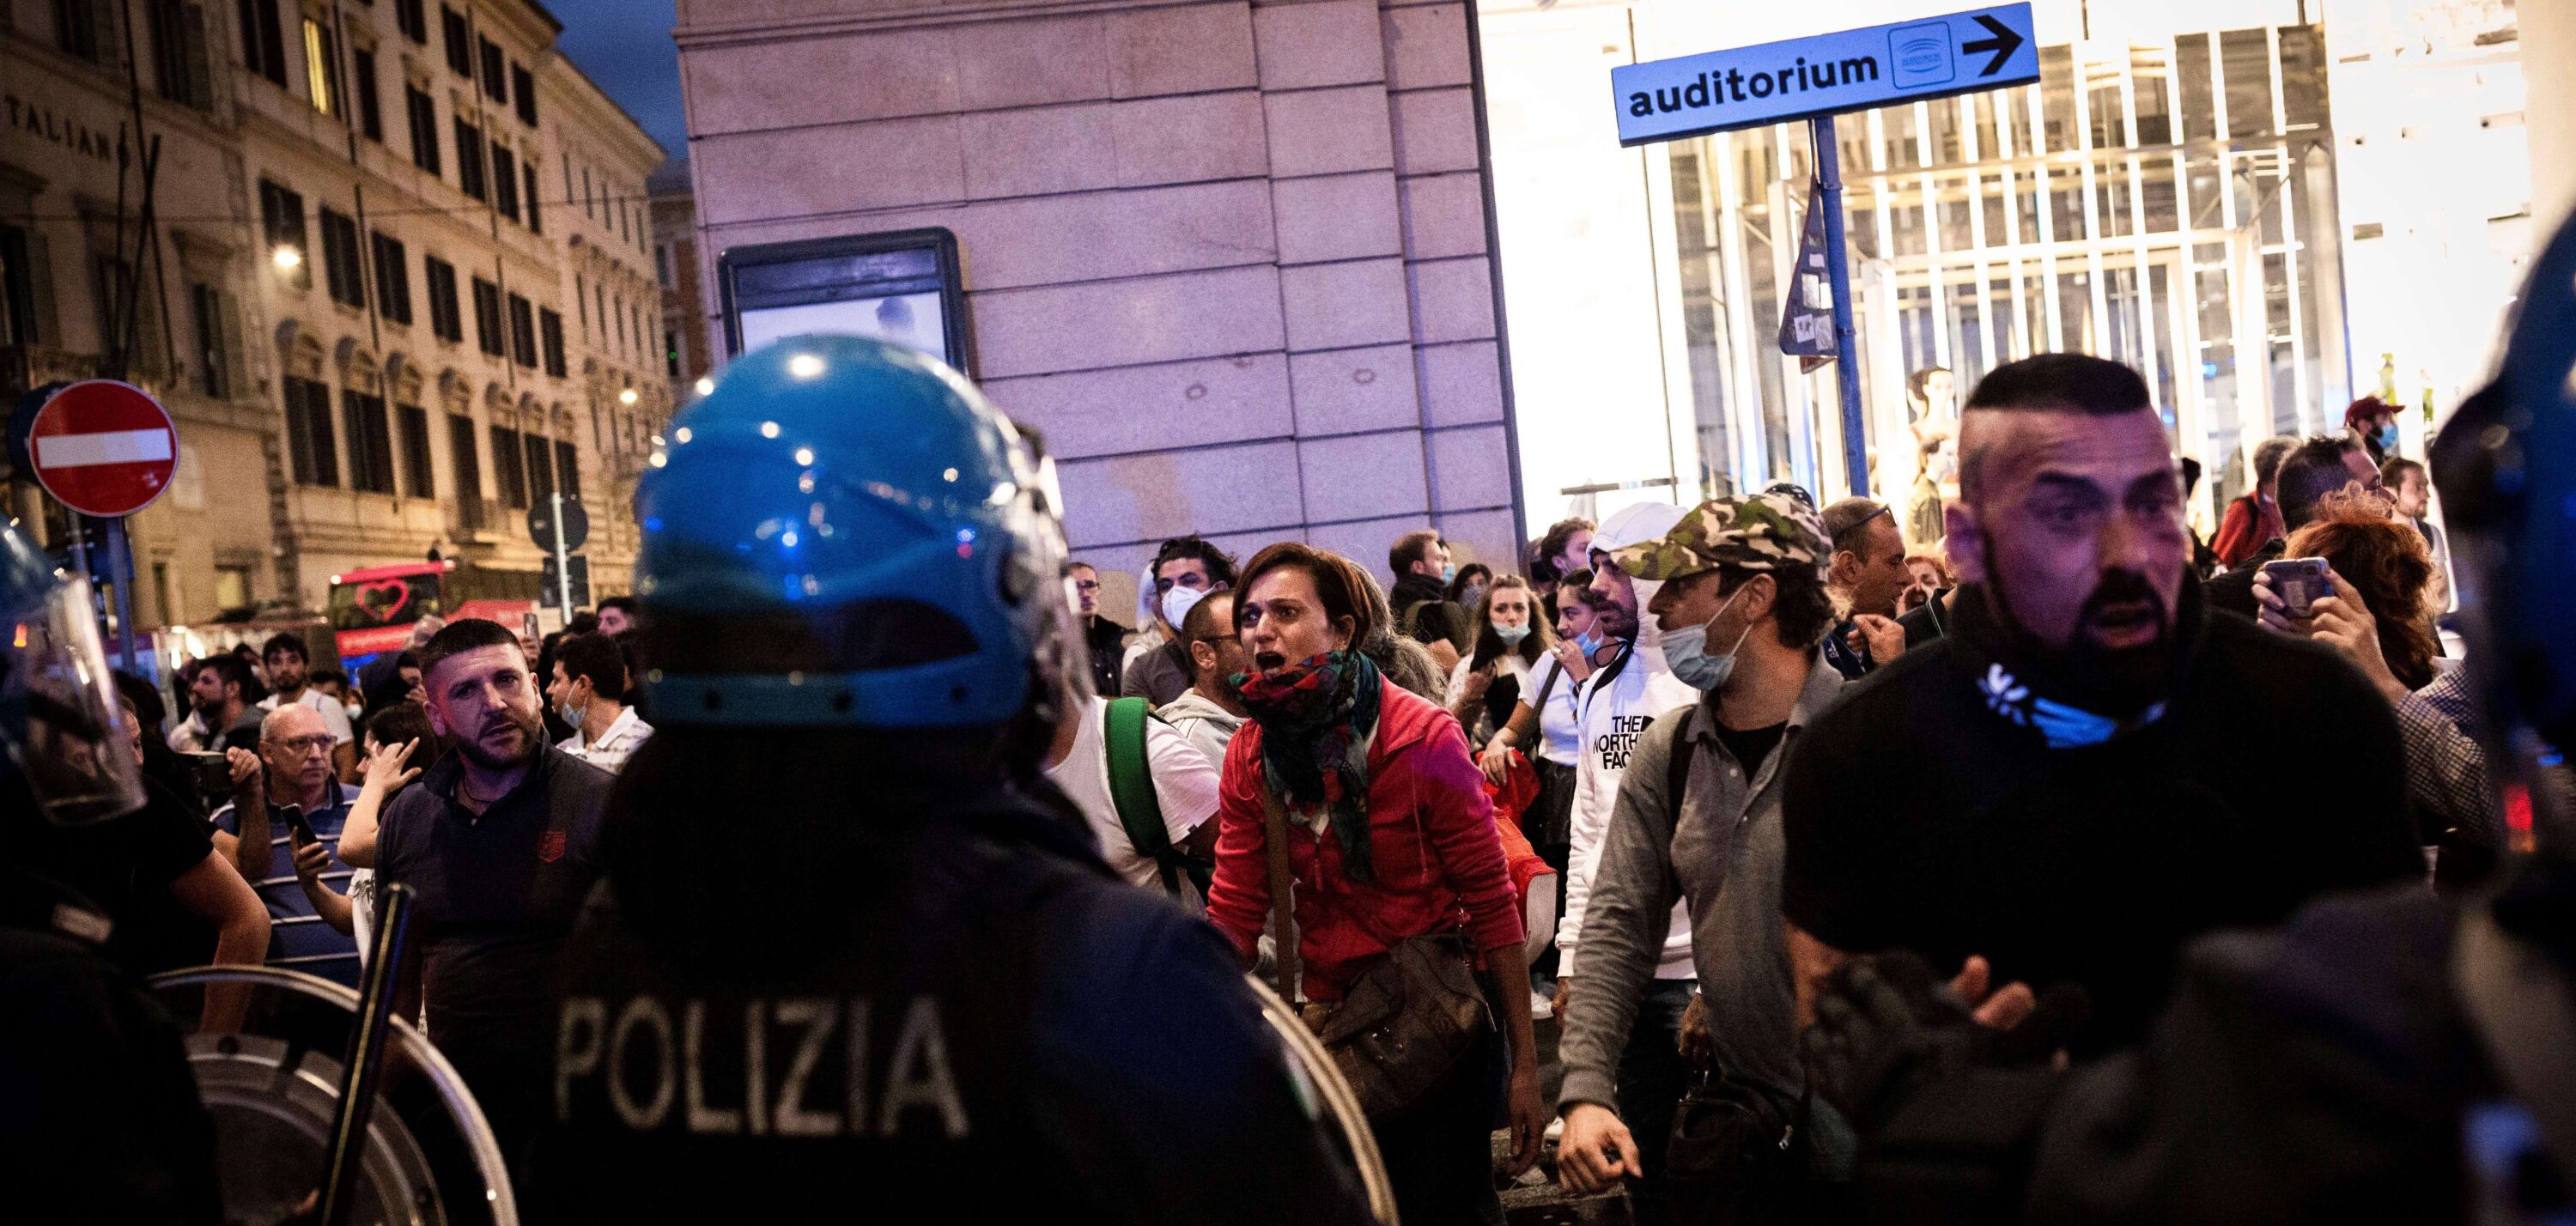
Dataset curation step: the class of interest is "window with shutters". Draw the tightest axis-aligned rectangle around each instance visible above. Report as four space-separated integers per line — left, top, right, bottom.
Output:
489 425 527 508
512 63 537 125
55 0 112 64
665 330 679 378
189 282 240 398
395 0 425 43
539 308 566 377
448 414 483 522
523 431 555 505
455 119 485 199
424 254 461 342
523 162 542 234
398 404 434 497
240 0 288 86
405 86 440 173
302 18 342 118
556 440 580 504
258 180 311 289
491 144 519 222
471 277 502 355
478 37 505 102
353 49 382 141
507 293 537 367
343 390 396 495
319 208 365 308
149 1 215 109
440 5 469 76
282 376 339 487
0 225 37 346
371 233 410 325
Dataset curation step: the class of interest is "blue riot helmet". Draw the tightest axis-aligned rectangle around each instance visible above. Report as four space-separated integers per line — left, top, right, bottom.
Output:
635 334 1091 729
0 522 143 825
2433 209 2576 849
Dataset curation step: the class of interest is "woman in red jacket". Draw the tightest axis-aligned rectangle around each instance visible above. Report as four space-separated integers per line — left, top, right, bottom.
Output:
1205 543 1544 1226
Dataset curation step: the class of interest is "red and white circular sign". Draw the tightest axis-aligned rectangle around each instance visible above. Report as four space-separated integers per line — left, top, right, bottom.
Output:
27 380 179 518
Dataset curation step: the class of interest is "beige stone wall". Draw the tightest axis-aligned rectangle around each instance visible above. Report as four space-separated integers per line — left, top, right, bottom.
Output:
677 0 1524 586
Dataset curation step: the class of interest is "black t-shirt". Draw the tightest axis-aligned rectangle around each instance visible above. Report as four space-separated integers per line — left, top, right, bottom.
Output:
1783 587 2423 1053
7 777 216 977
531 785 1370 1223
374 745 611 1145
1712 720 1788 775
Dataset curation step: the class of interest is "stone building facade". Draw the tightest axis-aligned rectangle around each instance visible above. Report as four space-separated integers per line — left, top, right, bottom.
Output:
672 0 1525 586
0 0 669 638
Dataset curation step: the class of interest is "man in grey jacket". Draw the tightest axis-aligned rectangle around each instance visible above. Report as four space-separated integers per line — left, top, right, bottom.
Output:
1154 589 1249 766
1553 493 1854 1217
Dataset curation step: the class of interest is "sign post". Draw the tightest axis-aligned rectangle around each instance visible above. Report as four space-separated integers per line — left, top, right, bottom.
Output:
15 379 180 671
1610 3 2039 496
527 494 590 622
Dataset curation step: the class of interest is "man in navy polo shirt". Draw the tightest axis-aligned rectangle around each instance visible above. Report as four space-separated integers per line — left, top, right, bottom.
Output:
212 704 360 986
374 616 612 1174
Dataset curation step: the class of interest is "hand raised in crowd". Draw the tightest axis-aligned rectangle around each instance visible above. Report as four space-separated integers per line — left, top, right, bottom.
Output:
1848 614 1907 665
1555 1102 1641 1194
361 737 423 797
1477 736 1516 787
1550 636 1594 683
2254 568 2409 702
224 746 263 799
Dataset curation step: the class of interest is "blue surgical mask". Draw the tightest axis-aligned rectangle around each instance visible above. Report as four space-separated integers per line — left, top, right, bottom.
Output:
1493 619 1530 645
1441 563 1458 585
1573 630 1603 658
558 696 585 726
2374 423 2398 450
1660 584 1756 692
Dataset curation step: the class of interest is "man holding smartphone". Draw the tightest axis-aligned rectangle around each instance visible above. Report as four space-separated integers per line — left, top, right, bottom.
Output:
210 704 361 986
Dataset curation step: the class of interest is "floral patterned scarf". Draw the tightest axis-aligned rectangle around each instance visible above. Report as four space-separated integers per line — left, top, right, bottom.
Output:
1232 650 1384 883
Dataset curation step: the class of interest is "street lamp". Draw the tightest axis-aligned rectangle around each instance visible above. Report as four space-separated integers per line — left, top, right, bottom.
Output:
271 246 302 270
693 376 714 397
618 387 639 405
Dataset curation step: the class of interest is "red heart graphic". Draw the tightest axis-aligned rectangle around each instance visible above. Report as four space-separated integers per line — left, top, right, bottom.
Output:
355 580 412 624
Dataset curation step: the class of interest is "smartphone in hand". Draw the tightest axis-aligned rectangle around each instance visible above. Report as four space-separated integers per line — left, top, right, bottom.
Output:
280 804 319 848
2260 557 2333 617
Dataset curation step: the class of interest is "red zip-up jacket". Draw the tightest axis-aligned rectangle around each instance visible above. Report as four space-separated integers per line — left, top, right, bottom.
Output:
1204 682 1526 1003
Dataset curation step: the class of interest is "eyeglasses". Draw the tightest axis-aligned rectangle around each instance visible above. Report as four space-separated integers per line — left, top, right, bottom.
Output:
265 734 334 756
1072 579 1102 593
1832 504 1893 553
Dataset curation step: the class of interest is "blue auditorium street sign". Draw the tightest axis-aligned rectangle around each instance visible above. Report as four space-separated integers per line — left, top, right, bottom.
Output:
1611 4 2040 147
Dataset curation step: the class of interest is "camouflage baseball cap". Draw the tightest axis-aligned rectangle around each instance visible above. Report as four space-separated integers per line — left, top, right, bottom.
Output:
1611 493 1829 582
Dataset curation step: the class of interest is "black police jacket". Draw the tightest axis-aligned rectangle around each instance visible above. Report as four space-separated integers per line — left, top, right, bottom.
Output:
531 782 1371 1224
0 865 220 1224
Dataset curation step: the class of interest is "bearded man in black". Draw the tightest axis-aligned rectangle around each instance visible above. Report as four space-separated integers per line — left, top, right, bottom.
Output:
1781 354 2423 1054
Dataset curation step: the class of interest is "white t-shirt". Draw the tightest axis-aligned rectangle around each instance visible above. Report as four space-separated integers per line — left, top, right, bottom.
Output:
258 687 355 745
559 705 653 774
1558 640 1698 979
1528 657 1585 768
1046 695 1223 905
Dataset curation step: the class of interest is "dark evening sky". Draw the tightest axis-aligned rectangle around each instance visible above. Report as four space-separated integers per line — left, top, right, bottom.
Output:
545 0 688 164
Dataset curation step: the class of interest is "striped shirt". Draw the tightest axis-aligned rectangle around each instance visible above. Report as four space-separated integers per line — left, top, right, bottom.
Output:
213 782 359 986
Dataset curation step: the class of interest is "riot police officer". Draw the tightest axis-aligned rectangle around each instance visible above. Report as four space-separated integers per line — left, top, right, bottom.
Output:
0 524 221 1223
532 336 1373 1222
1799 214 2576 1225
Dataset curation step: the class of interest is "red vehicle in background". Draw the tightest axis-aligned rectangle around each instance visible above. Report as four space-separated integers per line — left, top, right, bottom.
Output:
328 561 540 665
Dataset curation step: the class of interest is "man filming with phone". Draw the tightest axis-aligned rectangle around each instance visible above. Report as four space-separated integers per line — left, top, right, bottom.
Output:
210 705 361 986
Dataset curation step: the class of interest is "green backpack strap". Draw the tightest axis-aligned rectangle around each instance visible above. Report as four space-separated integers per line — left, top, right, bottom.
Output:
1103 697 1184 896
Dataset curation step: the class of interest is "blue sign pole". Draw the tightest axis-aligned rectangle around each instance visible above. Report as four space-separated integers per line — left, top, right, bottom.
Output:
1812 116 1868 497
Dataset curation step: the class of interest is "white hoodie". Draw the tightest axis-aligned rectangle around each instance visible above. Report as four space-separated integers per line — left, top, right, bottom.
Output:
1558 501 1699 980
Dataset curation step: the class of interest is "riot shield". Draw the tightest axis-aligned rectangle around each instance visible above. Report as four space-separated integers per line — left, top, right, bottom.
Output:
1244 973 1400 1224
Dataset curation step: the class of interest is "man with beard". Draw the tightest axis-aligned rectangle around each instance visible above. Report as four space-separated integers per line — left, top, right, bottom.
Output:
1781 353 2422 1059
374 617 613 1174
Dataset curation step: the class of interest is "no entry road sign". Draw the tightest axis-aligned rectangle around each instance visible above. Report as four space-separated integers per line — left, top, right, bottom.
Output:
1612 3 2039 147
25 379 179 519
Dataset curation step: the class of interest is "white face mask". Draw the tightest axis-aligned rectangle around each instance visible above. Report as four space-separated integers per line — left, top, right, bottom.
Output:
1492 618 1530 645
1161 583 1210 632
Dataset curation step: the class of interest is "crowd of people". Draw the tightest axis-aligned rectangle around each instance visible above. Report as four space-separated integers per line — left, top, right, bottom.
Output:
5 311 2563 1226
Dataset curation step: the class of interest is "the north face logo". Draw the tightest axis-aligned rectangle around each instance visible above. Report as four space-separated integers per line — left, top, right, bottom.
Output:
538 830 567 864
